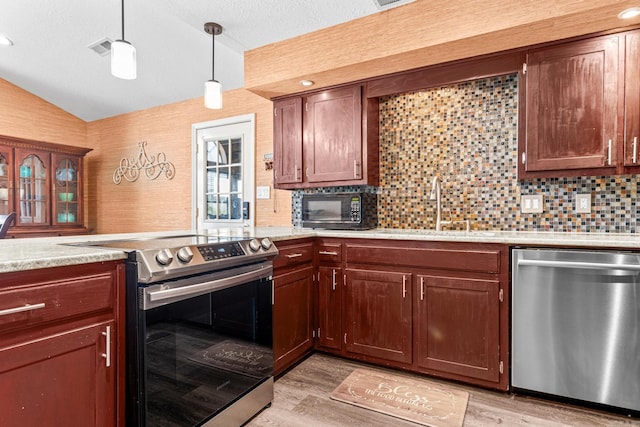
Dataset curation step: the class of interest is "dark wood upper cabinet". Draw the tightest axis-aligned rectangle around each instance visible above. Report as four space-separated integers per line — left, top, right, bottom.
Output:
520 34 621 177
273 84 379 189
304 86 363 183
624 30 640 168
273 97 303 186
0 135 91 237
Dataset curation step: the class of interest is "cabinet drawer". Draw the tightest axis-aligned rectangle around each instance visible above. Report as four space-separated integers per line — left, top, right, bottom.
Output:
346 244 501 274
0 273 115 334
316 243 342 264
274 242 314 270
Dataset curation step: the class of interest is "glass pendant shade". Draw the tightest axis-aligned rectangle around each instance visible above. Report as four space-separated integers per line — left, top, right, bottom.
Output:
205 80 222 109
111 40 137 80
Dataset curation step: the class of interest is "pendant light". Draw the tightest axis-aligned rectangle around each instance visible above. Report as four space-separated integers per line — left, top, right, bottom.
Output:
204 22 222 109
111 0 136 79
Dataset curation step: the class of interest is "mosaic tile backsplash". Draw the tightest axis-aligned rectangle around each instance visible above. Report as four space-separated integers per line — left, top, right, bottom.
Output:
292 74 640 233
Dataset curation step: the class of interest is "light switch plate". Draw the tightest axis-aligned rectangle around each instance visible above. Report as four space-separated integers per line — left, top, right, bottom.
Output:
521 194 543 213
256 186 270 200
575 193 591 213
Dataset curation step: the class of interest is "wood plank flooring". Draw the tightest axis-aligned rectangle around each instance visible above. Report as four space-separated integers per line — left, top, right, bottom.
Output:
247 353 640 426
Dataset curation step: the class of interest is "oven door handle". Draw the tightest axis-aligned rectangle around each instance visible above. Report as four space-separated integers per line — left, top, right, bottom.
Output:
146 268 270 304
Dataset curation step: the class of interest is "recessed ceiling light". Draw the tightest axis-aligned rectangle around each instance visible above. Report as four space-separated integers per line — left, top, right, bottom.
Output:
0 35 13 46
300 80 314 87
618 7 640 19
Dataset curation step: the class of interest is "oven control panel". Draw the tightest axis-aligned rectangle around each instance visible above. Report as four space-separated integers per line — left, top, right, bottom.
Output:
198 241 246 261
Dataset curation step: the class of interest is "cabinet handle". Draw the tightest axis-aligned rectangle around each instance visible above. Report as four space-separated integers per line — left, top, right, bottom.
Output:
294 166 299 181
319 251 338 256
402 275 407 298
305 167 309 178
332 269 337 291
0 302 45 317
607 139 612 166
633 137 638 164
286 253 303 259
521 152 526 165
420 277 425 301
101 325 111 368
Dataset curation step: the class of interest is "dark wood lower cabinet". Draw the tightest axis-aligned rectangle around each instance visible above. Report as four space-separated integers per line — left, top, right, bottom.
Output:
344 268 412 364
317 266 342 351
416 275 500 382
273 238 508 391
0 321 115 427
273 266 314 375
0 261 124 426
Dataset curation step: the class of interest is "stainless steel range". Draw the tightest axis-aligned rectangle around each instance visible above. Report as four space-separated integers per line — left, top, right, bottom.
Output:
84 234 278 427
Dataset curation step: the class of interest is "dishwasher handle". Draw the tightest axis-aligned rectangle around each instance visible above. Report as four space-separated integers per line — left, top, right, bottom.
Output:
517 258 640 271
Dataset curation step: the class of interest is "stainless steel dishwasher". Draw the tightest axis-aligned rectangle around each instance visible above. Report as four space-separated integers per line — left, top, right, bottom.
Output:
512 248 640 412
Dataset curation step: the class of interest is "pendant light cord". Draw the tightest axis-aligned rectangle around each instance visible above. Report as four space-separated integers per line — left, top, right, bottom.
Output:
211 30 215 81
121 0 125 40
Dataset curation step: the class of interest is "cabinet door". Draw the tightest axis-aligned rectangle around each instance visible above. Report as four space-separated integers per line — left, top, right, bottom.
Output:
344 268 412 364
416 275 500 382
52 153 82 226
0 321 115 427
523 35 619 173
317 266 341 350
273 97 303 187
304 86 363 183
273 266 314 375
624 30 640 167
14 148 51 226
0 145 13 216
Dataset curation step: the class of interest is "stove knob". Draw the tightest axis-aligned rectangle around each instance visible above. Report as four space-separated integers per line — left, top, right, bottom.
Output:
155 248 174 266
249 238 261 252
177 246 194 263
261 238 272 250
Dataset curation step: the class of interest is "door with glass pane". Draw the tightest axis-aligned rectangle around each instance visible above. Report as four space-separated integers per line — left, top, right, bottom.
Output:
15 148 50 226
0 145 13 216
194 116 255 230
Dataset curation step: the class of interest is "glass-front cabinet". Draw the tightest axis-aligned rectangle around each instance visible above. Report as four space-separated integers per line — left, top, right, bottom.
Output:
52 153 81 226
0 136 91 237
15 148 50 226
0 146 13 216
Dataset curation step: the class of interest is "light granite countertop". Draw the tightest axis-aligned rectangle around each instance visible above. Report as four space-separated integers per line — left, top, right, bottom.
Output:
1 227 639 274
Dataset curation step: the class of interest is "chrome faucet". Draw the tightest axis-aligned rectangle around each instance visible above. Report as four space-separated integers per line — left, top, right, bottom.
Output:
429 176 442 231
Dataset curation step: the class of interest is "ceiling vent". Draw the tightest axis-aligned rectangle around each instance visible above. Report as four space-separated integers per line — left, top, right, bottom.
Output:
88 38 113 56
372 0 415 9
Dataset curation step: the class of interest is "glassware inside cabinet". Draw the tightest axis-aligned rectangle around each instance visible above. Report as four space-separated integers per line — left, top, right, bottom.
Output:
18 154 47 224
55 157 78 224
0 154 9 215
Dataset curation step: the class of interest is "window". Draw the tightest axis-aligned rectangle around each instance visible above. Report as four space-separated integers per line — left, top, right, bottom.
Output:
193 114 255 230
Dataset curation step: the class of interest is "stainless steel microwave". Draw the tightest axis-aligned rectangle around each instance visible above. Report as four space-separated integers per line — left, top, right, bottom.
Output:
301 192 377 230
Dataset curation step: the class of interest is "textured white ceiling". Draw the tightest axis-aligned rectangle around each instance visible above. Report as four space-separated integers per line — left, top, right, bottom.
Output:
0 0 413 121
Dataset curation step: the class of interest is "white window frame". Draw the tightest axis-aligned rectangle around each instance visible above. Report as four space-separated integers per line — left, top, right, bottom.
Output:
192 114 255 230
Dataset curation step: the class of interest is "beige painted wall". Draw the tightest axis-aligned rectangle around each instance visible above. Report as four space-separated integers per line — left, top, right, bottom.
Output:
86 89 292 234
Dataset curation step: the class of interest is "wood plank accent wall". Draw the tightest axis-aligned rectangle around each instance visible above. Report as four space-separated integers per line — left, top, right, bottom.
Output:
86 89 291 234
244 0 636 99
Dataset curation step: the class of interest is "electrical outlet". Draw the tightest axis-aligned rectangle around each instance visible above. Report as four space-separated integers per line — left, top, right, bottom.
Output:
256 186 270 200
575 193 591 213
521 194 543 213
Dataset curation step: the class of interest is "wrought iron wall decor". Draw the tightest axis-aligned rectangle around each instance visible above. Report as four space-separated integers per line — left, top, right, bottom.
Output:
113 141 176 184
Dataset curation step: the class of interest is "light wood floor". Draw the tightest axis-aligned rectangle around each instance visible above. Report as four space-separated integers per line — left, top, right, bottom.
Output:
247 353 640 426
